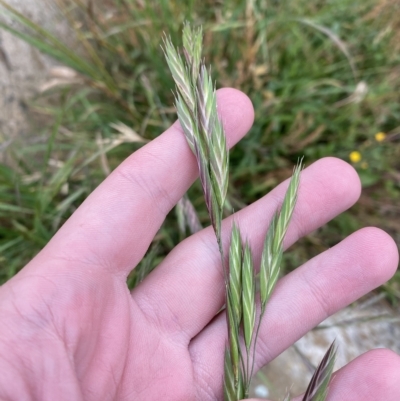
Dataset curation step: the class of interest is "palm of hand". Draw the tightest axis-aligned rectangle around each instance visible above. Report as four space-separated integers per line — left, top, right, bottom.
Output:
0 89 399 401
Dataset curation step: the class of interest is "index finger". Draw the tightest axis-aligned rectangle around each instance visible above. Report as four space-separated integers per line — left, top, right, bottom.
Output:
34 89 254 276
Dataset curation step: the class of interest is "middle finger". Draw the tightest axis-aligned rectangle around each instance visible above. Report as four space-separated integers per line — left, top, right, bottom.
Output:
132 157 361 340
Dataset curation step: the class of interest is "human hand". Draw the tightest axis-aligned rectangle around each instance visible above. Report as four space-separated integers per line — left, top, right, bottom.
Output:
0 89 398 401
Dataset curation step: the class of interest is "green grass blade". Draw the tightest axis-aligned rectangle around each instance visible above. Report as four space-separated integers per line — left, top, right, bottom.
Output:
0 203 34 215
0 236 23 254
0 1 107 81
0 21 85 72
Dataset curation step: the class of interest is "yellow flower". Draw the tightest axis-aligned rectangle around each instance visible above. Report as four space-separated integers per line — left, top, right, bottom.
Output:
361 161 368 169
349 151 362 163
375 132 386 142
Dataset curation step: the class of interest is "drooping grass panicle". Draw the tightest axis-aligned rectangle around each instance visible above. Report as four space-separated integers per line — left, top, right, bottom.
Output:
302 341 337 401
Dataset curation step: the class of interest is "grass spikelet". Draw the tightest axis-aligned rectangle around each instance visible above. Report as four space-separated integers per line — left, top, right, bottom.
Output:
227 223 243 385
176 194 202 235
229 222 242 324
182 22 202 85
224 347 237 401
302 341 337 401
236 369 244 400
260 160 303 312
163 24 228 244
259 212 278 312
227 291 241 385
273 161 302 250
209 105 229 211
197 64 229 213
197 64 215 141
163 35 195 112
242 242 256 353
175 94 197 152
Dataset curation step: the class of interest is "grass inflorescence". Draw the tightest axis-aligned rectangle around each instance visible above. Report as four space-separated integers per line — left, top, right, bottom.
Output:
164 23 336 400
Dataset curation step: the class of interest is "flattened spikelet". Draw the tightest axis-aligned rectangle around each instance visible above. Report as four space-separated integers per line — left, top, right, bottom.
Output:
260 161 302 313
224 347 237 401
182 22 202 84
176 194 202 235
227 291 240 384
302 341 337 401
163 36 195 111
163 24 228 241
229 223 242 323
273 162 302 251
242 242 256 352
260 212 278 311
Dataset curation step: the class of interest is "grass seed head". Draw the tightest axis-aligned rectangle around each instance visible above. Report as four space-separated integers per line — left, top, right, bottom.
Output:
224 347 237 401
273 161 302 250
227 291 240 384
229 222 243 324
260 212 278 310
176 194 202 235
302 341 337 401
242 242 256 351
163 36 196 112
182 22 203 85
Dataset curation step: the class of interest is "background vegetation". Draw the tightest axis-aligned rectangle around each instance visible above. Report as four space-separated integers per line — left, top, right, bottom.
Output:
0 0 399 301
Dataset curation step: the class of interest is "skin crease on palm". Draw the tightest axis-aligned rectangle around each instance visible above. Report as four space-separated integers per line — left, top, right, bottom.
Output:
0 89 399 401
